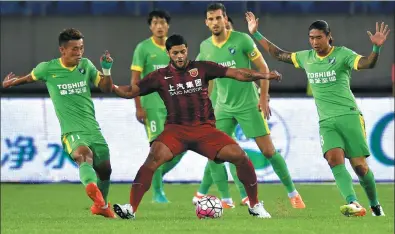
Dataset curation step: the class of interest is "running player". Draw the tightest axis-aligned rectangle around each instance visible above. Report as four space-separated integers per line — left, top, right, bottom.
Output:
194 3 305 209
2 28 116 218
131 10 184 203
112 34 282 219
246 11 389 217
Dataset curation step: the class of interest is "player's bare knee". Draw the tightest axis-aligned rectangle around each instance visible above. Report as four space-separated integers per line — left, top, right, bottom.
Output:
229 146 248 165
73 147 93 165
324 149 344 168
354 164 369 177
262 148 276 158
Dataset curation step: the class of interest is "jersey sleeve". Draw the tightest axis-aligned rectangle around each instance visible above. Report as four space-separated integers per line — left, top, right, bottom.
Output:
30 62 49 81
241 33 262 61
200 61 228 81
342 47 362 71
131 43 145 72
291 50 309 69
137 71 159 96
86 59 101 87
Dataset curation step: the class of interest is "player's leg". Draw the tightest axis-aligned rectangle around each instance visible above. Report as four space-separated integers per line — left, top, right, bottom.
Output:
236 108 304 208
145 108 181 203
62 133 105 210
320 118 364 217
90 131 116 218
228 163 249 205
113 126 186 219
208 116 238 207
191 126 270 218
341 114 383 216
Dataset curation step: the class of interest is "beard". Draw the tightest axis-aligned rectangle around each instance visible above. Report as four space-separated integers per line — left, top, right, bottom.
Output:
171 59 187 70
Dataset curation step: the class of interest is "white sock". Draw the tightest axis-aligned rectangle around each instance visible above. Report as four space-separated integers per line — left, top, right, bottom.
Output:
288 190 299 198
196 192 206 197
221 198 233 204
101 203 108 209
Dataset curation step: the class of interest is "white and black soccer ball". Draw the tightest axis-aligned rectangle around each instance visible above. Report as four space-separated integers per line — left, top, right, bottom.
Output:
195 195 223 219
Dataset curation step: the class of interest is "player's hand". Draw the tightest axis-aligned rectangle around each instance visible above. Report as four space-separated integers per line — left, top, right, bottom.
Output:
245 11 259 34
2 72 17 88
100 50 114 70
267 70 282 81
136 107 147 124
258 96 271 120
367 22 390 46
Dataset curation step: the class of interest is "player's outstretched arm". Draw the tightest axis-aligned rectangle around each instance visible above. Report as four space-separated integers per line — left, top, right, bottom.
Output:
226 68 282 82
357 22 390 70
112 84 141 99
245 12 293 64
2 72 35 88
98 51 114 93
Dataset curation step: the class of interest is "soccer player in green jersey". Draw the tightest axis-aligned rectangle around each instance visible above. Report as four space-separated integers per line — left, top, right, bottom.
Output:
2 28 116 218
193 3 305 209
131 10 184 203
246 11 390 217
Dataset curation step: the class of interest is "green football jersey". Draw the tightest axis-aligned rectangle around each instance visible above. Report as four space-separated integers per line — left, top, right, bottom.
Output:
31 58 101 134
131 37 169 109
196 53 218 107
199 31 262 112
291 46 363 121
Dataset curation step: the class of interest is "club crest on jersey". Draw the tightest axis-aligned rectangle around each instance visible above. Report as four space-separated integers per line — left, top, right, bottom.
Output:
228 46 236 55
188 68 198 77
328 57 336 65
78 68 86 74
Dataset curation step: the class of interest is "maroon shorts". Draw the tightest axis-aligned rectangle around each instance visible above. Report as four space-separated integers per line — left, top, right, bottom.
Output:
154 124 237 160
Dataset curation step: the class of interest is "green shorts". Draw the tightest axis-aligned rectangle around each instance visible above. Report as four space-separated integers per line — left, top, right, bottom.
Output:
215 107 270 138
61 130 110 165
144 108 167 142
319 114 370 158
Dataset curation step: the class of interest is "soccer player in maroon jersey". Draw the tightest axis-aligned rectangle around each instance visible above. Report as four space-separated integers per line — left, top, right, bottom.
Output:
111 34 281 219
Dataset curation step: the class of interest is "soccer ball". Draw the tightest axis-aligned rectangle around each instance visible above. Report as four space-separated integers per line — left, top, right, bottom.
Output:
195 195 223 219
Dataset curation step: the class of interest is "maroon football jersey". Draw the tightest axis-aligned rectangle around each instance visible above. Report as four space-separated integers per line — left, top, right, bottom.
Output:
138 61 228 126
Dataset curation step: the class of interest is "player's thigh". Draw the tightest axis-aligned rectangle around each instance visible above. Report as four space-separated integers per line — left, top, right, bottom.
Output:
190 124 238 161
144 108 167 142
62 132 91 161
88 130 111 167
154 125 187 159
216 117 237 136
319 118 345 156
336 114 370 158
236 108 270 138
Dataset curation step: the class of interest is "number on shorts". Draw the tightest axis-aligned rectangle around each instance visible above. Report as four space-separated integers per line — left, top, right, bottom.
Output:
320 135 324 146
150 120 157 133
71 135 75 142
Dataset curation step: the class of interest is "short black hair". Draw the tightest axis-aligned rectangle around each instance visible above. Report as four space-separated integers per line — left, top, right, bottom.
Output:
58 28 84 46
147 10 171 25
309 20 333 45
205 2 227 17
165 34 188 51
227 16 233 25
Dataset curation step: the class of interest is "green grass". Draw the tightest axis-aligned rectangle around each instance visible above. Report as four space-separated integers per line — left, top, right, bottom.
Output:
1 183 394 234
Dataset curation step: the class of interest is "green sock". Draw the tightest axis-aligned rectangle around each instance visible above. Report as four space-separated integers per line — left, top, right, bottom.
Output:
152 166 164 195
358 169 379 206
267 152 296 193
79 162 97 186
331 164 357 203
97 180 110 204
198 161 213 194
162 152 185 175
229 163 247 199
208 160 231 199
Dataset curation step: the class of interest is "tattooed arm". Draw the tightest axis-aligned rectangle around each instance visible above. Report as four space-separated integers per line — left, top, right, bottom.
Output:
245 12 294 64
226 68 282 82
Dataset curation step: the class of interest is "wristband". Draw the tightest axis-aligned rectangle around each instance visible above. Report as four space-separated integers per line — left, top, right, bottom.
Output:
102 68 111 76
252 31 264 41
373 45 381 54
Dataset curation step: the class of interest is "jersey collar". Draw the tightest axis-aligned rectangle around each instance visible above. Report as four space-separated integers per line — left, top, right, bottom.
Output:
151 37 166 50
315 46 335 60
212 30 232 48
59 58 77 71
